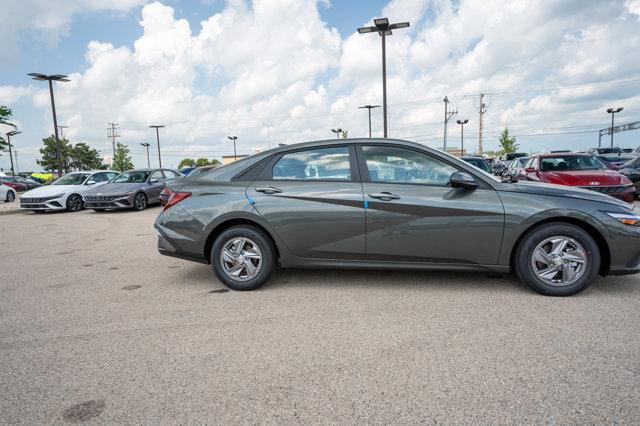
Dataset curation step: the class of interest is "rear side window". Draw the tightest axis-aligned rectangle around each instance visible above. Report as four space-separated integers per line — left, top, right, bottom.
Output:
272 147 351 180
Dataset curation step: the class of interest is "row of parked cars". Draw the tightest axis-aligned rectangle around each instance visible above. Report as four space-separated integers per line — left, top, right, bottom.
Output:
461 146 640 204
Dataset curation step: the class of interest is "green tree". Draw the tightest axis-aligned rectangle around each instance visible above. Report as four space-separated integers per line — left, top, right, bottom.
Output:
195 157 212 167
37 135 73 173
69 142 104 171
178 158 196 168
112 142 134 172
498 128 518 153
0 106 17 152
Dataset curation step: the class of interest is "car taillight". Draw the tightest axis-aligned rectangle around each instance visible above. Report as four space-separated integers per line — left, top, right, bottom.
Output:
163 190 191 211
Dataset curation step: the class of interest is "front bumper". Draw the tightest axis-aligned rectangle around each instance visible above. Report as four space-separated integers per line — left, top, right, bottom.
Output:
20 196 65 211
84 194 133 210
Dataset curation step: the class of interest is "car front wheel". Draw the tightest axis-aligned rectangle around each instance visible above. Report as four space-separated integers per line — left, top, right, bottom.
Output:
5 191 15 202
133 193 148 211
515 223 600 296
211 226 275 291
66 194 83 212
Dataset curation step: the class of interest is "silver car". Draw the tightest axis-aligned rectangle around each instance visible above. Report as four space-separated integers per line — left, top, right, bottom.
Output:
84 168 181 211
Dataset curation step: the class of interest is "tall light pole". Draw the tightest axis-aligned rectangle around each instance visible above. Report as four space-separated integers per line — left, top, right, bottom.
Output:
606 107 623 148
456 119 469 155
6 130 21 176
140 143 151 168
227 136 238 160
149 125 165 167
263 123 272 149
331 128 342 139
28 73 69 176
443 97 457 152
358 105 380 137
358 18 410 138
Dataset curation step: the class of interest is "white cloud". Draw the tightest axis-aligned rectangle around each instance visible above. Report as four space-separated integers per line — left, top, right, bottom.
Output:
4 0 640 172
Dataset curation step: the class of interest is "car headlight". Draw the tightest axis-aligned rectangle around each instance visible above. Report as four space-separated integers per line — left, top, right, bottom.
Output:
604 211 640 226
48 193 65 199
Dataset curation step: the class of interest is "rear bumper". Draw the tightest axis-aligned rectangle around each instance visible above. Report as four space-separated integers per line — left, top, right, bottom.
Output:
154 223 208 264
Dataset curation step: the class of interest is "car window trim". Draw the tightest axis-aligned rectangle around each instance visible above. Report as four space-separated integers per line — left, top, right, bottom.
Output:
355 143 492 190
262 144 360 183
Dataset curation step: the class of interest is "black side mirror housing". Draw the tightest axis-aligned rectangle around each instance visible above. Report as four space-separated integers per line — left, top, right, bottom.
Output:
450 172 479 189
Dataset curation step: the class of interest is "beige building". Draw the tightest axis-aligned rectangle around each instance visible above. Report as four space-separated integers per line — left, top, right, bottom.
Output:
221 155 249 165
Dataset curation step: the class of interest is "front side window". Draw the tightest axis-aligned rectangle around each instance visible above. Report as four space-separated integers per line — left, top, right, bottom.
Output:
112 171 151 183
540 156 607 172
363 145 457 185
53 173 90 185
272 147 351 180
164 170 181 179
149 171 164 181
90 173 109 183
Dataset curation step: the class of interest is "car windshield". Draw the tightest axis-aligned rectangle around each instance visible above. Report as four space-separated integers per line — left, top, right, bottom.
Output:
52 173 89 185
597 148 622 154
540 156 607 172
111 170 151 183
463 158 492 173
517 157 530 166
600 155 634 163
621 157 640 168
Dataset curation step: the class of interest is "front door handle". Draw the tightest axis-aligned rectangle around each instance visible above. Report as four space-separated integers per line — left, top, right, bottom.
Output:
255 187 282 195
367 192 400 201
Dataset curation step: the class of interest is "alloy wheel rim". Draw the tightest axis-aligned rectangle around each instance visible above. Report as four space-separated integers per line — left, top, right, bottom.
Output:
8 192 14 201
530 236 587 286
135 195 146 209
70 196 81 211
220 237 262 282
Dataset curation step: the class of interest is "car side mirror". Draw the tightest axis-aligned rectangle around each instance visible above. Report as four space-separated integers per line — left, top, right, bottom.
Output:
86 180 96 185
149 178 159 183
450 172 479 189
524 167 536 173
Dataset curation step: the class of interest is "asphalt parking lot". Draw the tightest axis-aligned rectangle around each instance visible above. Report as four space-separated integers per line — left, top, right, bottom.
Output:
1 206 640 423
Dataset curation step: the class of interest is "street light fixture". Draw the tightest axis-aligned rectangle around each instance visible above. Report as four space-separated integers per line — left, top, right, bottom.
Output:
227 136 238 160
140 143 151 168
331 128 342 139
6 130 21 176
358 105 380 137
149 125 165 167
456 119 469 155
28 73 70 176
606 107 623 148
358 18 410 138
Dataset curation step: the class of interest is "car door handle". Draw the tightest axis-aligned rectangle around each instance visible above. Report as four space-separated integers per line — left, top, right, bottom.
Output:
367 192 400 201
254 187 282 195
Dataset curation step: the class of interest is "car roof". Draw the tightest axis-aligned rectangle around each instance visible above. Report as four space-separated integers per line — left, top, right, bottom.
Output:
261 138 453 155
536 152 592 158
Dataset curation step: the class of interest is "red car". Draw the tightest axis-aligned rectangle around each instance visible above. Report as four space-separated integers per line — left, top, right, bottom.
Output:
0 176 27 192
523 153 636 203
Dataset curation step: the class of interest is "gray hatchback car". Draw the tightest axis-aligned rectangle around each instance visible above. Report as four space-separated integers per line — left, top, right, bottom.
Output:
85 168 181 211
155 139 640 296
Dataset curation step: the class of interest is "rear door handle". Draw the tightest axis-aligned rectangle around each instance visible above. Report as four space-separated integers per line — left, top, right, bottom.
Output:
367 192 400 201
254 187 282 195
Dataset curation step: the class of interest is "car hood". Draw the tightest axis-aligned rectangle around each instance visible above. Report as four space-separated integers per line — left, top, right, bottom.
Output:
513 181 631 208
87 182 146 195
23 185 79 197
540 170 630 186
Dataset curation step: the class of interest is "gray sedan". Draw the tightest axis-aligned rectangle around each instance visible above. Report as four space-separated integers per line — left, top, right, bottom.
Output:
85 168 181 211
155 139 640 296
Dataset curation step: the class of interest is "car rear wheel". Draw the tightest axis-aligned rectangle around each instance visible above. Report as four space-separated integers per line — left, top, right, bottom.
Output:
211 226 275 291
5 191 15 202
515 223 600 296
66 194 83 212
133 193 148 211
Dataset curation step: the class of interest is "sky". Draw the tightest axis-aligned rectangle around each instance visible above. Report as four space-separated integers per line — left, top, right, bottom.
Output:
1 0 640 172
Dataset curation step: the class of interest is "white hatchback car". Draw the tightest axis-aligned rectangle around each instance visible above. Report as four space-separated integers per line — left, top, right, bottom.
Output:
20 170 119 212
1 183 16 203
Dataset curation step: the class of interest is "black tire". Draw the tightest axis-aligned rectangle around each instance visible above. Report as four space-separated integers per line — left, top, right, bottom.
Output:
211 226 275 291
133 193 148 211
5 191 15 202
66 194 83 212
515 223 600 296
92 209 106 212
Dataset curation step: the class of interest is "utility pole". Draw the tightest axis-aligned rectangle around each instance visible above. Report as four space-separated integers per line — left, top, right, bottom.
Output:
107 122 120 159
6 131 20 176
263 123 272 149
149 125 165 167
475 94 490 155
140 143 151 168
442 96 457 152
359 105 380 137
606 107 623 147
14 151 18 174
57 125 68 139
